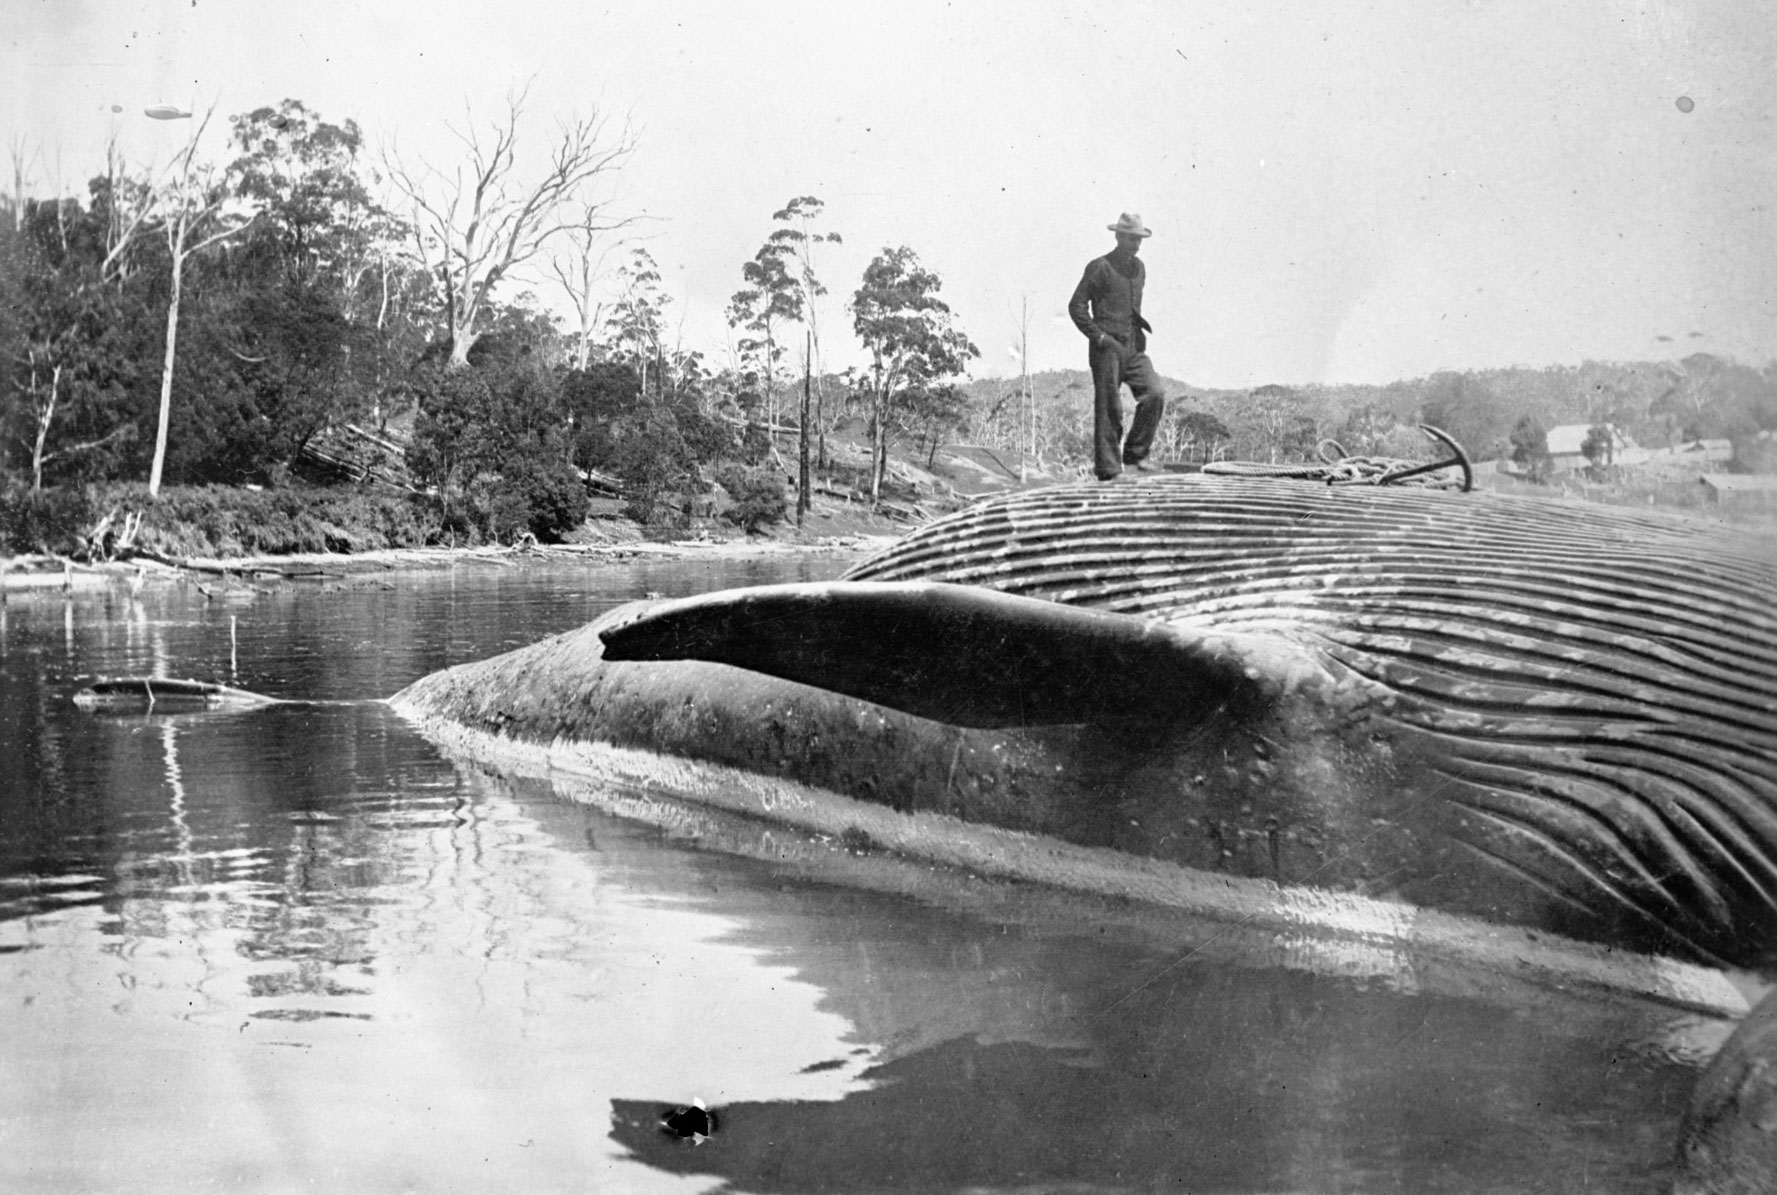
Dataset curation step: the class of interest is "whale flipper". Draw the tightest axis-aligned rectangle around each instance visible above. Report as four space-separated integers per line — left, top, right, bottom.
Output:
598 581 1274 729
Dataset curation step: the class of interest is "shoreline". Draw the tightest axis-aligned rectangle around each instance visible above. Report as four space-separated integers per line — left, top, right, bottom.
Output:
0 532 900 593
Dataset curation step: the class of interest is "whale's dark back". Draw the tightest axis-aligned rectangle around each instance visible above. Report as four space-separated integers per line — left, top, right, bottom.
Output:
848 477 1777 969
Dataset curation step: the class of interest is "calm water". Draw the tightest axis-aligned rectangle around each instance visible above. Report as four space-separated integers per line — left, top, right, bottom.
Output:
0 556 1725 1193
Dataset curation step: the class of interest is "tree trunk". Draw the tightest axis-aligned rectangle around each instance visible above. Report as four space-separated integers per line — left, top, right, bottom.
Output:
816 380 827 472
147 250 184 498
763 323 775 430
32 364 60 492
446 325 479 369
869 364 885 505
797 337 811 524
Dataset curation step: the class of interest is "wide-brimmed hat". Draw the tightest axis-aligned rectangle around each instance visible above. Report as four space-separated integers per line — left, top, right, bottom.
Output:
1107 212 1152 237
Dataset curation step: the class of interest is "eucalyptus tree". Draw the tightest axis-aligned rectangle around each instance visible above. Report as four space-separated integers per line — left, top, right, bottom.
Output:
605 247 669 398
770 196 841 464
385 84 636 368
725 236 800 430
228 101 389 287
728 198 841 453
146 107 254 497
219 100 423 448
849 246 979 502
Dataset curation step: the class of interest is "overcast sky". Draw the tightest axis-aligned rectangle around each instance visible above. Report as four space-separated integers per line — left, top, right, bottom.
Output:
7 0 1774 388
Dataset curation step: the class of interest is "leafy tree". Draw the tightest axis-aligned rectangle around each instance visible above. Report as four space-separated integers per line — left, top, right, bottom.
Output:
1174 410 1232 463
228 100 392 289
726 196 841 452
667 390 738 463
611 411 691 526
1509 413 1552 482
226 99 423 427
605 247 670 396
564 360 642 421
900 382 971 468
849 246 979 502
563 360 640 473
407 367 487 501
407 361 585 541
222 280 361 468
726 232 801 429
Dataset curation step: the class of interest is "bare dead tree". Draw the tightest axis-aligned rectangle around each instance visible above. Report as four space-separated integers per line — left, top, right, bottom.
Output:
1010 294 1034 480
5 135 35 235
98 135 158 285
549 201 632 370
385 85 636 368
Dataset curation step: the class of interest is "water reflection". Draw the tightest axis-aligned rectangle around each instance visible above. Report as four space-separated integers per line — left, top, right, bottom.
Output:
564 780 1708 1195
612 974 1692 1194
0 558 1726 1193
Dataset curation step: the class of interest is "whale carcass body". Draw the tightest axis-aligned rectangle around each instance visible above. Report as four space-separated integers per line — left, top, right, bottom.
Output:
393 475 1777 978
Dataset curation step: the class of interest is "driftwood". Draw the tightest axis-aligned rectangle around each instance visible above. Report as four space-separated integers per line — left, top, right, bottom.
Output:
117 546 339 580
80 506 145 562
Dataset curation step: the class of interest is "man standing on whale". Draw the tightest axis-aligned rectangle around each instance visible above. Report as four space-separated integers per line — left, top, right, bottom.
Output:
1069 212 1167 481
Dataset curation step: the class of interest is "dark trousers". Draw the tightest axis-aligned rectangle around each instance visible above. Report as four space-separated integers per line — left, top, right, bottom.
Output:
1090 340 1166 479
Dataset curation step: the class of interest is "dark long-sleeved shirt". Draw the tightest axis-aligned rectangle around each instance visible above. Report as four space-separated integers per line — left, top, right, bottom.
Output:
1068 252 1149 351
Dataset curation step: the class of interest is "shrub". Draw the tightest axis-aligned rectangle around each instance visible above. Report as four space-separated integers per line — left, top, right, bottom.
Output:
406 361 588 543
466 455 587 543
613 414 692 527
0 484 97 555
715 464 787 533
671 399 738 461
0 482 454 558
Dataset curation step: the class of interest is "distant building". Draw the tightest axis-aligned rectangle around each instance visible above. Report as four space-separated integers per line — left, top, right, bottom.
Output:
1699 473 1777 509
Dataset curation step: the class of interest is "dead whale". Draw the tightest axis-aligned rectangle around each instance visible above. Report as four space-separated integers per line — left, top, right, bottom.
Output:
394 474 1777 978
